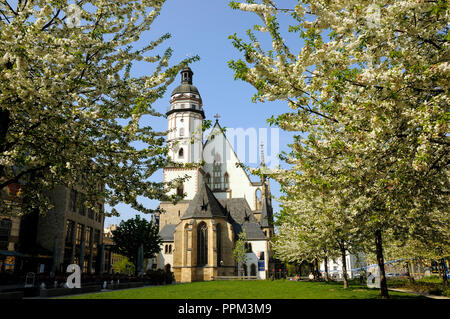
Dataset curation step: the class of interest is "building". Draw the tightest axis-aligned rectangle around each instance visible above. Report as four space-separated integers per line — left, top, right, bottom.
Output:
0 184 105 275
156 68 274 282
103 224 128 274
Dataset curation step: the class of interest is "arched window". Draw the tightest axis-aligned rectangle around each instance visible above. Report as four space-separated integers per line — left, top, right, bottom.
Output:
250 264 257 276
179 127 185 136
224 173 229 189
184 224 189 266
216 224 222 266
242 263 248 276
165 245 168 254
176 184 184 197
178 148 184 158
169 245 172 254
197 222 208 266
255 189 262 209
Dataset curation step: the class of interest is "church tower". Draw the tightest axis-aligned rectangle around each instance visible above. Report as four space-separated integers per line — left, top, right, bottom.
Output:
163 67 205 202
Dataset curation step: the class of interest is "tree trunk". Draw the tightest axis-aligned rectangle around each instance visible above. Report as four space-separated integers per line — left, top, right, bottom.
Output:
324 255 329 282
340 246 349 289
375 229 389 299
441 259 448 288
314 258 320 280
405 261 415 284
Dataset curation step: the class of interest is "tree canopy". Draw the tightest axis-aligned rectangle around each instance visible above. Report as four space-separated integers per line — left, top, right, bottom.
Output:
0 0 197 216
229 0 449 298
111 215 161 268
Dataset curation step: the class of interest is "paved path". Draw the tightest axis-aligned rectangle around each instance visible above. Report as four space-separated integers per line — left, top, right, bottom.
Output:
389 288 450 300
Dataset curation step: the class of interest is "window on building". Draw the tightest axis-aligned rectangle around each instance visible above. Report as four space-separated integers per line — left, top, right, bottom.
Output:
224 173 229 189
212 161 222 190
88 208 94 219
250 264 257 276
179 127 185 136
197 222 208 266
94 229 100 247
0 218 12 250
169 245 172 254
178 148 184 158
216 224 222 266
245 242 252 253
176 184 184 197
70 190 77 212
76 224 84 245
205 173 211 188
243 263 248 276
165 245 168 254
65 220 75 245
85 226 92 247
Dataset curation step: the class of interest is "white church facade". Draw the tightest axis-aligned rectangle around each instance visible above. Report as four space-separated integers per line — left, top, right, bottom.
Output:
155 68 274 282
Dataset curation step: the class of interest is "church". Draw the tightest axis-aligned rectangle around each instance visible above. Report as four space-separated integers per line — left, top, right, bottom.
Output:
155 67 274 282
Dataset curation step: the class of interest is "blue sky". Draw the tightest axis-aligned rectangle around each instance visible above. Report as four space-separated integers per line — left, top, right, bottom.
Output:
105 0 299 227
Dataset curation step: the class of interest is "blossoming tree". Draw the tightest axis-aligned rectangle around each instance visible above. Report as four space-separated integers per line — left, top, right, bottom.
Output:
229 0 449 298
0 0 198 216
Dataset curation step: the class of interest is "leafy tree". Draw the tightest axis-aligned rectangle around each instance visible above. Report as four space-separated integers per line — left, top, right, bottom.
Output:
111 215 161 272
233 228 248 276
0 0 197 216
229 0 449 299
112 256 135 275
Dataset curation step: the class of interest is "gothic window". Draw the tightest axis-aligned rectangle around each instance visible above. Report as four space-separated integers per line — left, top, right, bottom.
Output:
197 222 208 266
178 148 184 158
165 245 168 254
255 189 261 209
169 245 172 254
250 264 257 276
212 161 222 190
216 224 222 266
242 263 248 276
179 128 185 137
224 173 229 189
176 184 184 197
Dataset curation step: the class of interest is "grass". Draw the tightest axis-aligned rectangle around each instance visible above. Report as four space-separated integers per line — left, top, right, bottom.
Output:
61 280 423 299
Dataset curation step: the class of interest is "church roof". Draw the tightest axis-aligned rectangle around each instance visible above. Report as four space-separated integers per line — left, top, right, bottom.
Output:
159 224 176 242
218 198 257 224
260 196 273 228
171 83 200 96
218 198 266 240
181 182 227 220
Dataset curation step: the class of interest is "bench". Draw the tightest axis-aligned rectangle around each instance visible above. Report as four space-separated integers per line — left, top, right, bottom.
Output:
212 276 258 280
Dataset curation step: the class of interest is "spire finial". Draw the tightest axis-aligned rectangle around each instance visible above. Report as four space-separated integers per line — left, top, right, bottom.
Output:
214 113 221 123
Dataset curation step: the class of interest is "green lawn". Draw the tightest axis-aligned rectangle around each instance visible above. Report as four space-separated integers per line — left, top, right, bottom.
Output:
61 280 423 299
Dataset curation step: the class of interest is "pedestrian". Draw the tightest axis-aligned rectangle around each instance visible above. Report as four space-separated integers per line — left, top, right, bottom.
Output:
309 272 314 281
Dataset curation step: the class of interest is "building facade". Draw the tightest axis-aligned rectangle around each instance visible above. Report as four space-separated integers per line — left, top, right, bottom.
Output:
156 68 274 282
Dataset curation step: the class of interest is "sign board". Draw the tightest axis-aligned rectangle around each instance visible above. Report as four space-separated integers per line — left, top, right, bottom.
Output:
258 261 265 271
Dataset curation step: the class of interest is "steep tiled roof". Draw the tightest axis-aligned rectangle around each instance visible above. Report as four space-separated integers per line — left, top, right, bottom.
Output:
159 224 176 242
181 183 227 220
